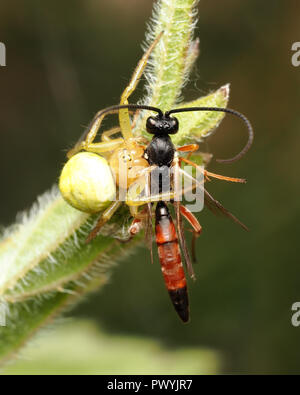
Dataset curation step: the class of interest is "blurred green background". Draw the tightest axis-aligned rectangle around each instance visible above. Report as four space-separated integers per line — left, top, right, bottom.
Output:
1 0 300 374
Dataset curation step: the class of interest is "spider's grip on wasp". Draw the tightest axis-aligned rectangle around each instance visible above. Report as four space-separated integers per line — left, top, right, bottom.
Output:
59 33 253 323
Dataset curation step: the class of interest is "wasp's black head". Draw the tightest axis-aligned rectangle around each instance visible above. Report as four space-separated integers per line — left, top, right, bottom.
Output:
146 114 179 136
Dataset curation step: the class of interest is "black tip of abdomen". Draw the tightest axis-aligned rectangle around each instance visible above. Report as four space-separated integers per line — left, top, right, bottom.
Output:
168 286 189 323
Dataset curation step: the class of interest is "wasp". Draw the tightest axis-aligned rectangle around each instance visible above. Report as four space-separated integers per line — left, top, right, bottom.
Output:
59 33 253 322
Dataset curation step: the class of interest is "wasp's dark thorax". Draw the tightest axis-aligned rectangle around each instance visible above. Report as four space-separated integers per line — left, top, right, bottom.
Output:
145 135 175 167
145 135 175 194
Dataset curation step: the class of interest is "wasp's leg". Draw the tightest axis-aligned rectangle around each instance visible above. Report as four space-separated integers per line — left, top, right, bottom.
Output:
86 201 122 243
179 167 204 189
180 157 246 183
179 167 249 231
178 145 214 165
179 205 202 263
177 144 199 160
177 144 199 153
119 32 163 140
144 171 154 264
179 205 202 234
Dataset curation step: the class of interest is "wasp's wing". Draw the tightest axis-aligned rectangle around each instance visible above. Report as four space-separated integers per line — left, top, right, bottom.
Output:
174 201 196 279
144 204 154 265
144 172 154 264
173 159 196 279
204 189 249 231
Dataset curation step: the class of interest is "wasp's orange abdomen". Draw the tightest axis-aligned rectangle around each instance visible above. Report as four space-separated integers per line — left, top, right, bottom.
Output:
155 201 189 323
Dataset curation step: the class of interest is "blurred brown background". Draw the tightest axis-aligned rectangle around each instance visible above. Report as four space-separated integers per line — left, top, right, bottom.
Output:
1 0 300 374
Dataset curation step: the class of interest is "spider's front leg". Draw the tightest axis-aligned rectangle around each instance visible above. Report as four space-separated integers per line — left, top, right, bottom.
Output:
67 108 125 158
118 32 163 140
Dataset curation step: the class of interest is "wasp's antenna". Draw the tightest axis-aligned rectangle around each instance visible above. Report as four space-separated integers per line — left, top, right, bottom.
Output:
95 104 163 119
166 107 253 163
77 104 163 147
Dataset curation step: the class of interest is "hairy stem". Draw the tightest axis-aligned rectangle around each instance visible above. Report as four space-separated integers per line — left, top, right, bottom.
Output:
0 0 229 364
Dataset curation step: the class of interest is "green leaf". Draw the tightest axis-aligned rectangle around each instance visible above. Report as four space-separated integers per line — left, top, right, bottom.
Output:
2 320 221 375
134 0 201 136
0 0 231 364
0 188 88 296
144 0 200 111
172 84 230 145
3 218 139 303
0 291 73 364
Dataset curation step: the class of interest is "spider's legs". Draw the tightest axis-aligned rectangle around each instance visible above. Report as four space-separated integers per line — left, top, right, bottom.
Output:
119 32 163 140
86 201 122 243
84 139 124 155
101 127 121 142
83 126 124 155
68 109 123 158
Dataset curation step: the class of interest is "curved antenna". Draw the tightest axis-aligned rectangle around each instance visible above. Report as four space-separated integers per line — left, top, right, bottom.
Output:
166 107 253 163
77 104 163 145
94 103 163 119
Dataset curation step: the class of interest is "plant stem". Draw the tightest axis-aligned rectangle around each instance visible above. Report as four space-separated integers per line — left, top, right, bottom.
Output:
0 0 229 364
